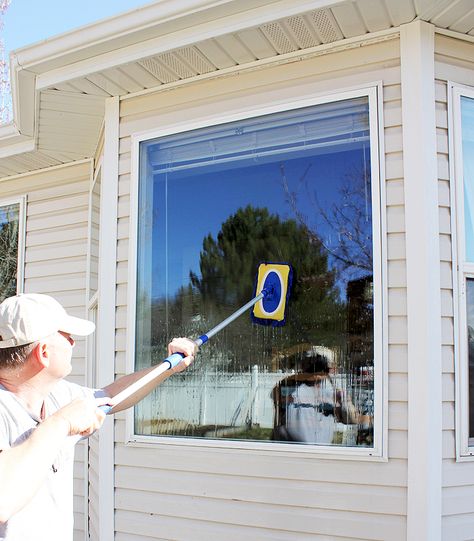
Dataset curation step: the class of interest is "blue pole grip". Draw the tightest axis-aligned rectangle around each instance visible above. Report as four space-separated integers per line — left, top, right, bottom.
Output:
99 404 112 414
163 352 185 369
197 334 209 346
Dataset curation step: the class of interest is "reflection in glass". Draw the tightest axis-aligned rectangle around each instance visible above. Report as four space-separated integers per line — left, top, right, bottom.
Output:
0 203 19 302
136 97 375 447
467 278 474 439
462 96 474 262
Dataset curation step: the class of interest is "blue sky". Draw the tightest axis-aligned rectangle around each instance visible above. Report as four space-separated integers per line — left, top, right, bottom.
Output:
3 0 153 54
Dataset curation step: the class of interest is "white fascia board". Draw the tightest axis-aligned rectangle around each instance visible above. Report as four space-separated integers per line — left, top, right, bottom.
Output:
10 59 36 138
0 119 35 157
14 0 240 72
0 137 35 158
0 54 36 154
32 0 343 90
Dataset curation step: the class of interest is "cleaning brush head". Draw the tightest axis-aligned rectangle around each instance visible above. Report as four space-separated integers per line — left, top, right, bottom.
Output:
251 262 293 326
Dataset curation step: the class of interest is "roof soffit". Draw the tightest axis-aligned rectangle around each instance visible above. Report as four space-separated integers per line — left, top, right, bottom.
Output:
2 0 474 179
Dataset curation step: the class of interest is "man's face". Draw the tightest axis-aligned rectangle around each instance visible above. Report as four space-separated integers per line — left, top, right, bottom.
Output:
44 331 75 378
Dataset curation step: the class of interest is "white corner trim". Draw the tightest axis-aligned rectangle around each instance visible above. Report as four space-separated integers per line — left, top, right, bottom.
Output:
95 96 119 541
401 20 442 541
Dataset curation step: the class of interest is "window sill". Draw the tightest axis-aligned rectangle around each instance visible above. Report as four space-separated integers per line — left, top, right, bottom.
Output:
124 433 387 462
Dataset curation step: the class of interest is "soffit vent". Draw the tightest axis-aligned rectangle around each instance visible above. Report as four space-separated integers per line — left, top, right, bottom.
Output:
310 9 344 43
175 46 216 75
285 15 319 49
159 51 197 78
260 21 296 54
259 8 343 53
140 57 177 83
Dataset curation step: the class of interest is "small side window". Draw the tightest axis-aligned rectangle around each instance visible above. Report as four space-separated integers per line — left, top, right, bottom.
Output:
0 198 25 302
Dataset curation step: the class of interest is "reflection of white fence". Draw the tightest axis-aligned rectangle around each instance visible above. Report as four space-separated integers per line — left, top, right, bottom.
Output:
150 367 287 428
141 367 374 436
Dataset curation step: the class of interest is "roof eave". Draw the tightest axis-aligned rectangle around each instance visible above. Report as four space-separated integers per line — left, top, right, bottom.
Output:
13 0 343 75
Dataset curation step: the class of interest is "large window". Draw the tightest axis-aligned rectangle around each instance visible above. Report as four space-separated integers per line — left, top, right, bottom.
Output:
453 88 474 456
0 198 24 303
134 92 381 450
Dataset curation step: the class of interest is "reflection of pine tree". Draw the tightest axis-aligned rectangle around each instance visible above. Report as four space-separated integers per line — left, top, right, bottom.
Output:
0 205 19 302
151 205 345 371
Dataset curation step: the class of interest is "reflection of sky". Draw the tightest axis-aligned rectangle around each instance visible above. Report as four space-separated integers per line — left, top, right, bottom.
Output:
0 204 19 224
462 96 474 261
149 147 371 300
468 279 474 327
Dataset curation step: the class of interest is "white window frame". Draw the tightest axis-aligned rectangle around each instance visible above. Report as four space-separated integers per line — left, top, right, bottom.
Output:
0 195 26 296
126 84 388 460
86 162 102 306
451 83 474 460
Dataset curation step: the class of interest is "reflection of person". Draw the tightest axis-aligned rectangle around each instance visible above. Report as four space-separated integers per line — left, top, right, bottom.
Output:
0 293 196 541
271 351 358 444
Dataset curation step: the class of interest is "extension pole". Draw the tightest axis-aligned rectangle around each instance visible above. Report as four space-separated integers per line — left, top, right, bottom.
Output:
102 291 266 412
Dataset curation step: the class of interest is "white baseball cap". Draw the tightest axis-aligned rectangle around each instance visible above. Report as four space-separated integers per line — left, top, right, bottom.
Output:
0 293 95 349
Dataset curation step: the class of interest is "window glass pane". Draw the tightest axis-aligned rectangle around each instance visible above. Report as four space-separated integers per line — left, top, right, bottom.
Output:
462 96 474 262
467 278 474 440
136 97 376 447
0 203 20 302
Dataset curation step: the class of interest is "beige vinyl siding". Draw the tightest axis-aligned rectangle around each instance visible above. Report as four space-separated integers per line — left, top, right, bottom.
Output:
0 160 92 541
113 36 408 540
88 431 101 540
435 33 474 539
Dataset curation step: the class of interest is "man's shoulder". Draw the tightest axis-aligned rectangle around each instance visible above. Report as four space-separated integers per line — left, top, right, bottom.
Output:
49 380 95 407
0 385 19 410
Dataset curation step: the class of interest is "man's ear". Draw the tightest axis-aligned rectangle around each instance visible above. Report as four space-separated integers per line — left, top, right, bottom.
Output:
30 341 49 369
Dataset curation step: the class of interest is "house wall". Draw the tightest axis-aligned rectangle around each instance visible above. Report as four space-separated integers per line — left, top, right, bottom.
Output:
0 161 92 541
114 37 409 540
434 33 474 540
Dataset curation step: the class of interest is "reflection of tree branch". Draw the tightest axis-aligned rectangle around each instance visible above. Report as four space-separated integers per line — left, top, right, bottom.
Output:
0 206 19 301
279 162 372 275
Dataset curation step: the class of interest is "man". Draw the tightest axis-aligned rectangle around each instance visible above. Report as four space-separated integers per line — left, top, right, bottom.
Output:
271 350 358 444
0 293 196 541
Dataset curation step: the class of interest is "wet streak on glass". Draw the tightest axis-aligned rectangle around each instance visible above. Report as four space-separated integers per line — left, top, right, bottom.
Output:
135 97 375 446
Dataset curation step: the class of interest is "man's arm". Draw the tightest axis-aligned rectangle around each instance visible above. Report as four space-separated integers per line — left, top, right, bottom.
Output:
101 337 197 413
0 397 106 523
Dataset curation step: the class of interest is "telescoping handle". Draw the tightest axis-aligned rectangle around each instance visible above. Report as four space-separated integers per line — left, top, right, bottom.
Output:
99 291 266 414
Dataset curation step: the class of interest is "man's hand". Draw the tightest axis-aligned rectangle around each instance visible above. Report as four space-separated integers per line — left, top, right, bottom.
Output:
52 397 109 437
168 337 198 373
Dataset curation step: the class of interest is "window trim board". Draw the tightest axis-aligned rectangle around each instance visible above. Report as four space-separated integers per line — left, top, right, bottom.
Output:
450 82 474 460
126 83 387 459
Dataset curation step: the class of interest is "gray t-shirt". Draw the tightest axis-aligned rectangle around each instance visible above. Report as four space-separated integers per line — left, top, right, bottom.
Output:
0 380 95 541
